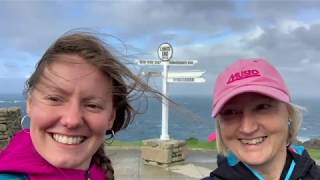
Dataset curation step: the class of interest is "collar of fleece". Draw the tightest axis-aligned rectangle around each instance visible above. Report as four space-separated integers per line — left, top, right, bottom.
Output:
0 129 105 180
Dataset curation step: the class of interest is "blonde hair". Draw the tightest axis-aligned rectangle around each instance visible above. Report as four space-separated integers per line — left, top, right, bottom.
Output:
215 102 303 156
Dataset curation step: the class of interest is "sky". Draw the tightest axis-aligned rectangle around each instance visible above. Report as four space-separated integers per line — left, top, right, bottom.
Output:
1 0 320 98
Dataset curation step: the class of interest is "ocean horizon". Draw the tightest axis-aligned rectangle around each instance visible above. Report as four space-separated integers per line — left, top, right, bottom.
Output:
0 93 319 142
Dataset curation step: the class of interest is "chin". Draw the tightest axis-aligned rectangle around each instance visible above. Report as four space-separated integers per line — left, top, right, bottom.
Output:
243 158 267 166
240 153 269 166
49 156 88 170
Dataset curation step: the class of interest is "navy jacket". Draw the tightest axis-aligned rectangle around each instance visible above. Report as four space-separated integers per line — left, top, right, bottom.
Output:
202 145 320 180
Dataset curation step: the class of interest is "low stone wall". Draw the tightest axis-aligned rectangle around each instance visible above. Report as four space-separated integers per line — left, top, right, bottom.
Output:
0 107 22 148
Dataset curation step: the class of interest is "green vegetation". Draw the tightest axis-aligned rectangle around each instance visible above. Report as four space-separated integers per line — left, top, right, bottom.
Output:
107 140 142 147
106 138 320 160
106 137 217 150
308 148 320 160
185 137 216 150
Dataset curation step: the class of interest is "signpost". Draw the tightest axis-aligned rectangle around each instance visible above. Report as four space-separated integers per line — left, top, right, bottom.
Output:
136 60 198 66
136 60 162 65
158 43 172 140
168 60 198 66
137 42 205 141
168 77 206 83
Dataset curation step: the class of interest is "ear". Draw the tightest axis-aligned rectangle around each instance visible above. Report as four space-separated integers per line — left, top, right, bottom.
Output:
26 95 32 114
108 109 116 128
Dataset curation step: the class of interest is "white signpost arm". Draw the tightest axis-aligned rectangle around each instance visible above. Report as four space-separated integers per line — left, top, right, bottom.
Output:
160 61 170 140
138 42 205 141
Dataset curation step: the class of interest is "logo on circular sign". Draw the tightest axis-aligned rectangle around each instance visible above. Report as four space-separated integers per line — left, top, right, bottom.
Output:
158 43 173 61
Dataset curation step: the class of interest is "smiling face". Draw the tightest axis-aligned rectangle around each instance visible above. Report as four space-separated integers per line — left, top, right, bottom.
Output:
217 93 289 167
27 55 115 170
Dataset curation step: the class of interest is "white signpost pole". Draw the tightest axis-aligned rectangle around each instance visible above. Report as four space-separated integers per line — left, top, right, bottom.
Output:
158 42 173 140
161 61 170 140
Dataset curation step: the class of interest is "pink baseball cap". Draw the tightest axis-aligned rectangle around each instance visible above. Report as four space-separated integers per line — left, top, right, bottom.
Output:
212 58 290 117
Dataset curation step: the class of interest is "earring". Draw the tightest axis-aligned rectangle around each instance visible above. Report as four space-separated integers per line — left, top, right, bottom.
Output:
105 129 115 145
20 115 30 133
288 120 292 128
21 115 28 128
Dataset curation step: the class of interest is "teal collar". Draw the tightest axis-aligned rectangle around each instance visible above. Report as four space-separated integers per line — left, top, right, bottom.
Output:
226 144 304 180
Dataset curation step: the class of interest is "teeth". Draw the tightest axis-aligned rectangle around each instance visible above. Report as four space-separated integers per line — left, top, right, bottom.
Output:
52 134 84 145
240 137 265 145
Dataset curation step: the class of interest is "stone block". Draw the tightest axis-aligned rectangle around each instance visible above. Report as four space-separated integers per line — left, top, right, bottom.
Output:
0 140 7 148
172 147 181 153
160 142 174 149
141 139 187 166
7 107 20 113
0 124 7 131
171 156 184 162
0 134 8 140
141 146 171 163
142 139 160 147
0 117 7 122
0 108 8 115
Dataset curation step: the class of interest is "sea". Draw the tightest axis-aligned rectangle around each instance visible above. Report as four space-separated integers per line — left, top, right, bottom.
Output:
0 93 319 142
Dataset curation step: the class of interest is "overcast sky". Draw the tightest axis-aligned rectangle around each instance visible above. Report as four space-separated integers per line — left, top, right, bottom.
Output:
1 0 320 98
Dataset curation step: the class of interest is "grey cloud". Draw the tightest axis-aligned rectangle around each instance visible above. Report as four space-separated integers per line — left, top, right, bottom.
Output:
245 0 320 23
244 23 320 66
1 0 320 97
85 0 239 37
293 25 320 51
2 0 319 55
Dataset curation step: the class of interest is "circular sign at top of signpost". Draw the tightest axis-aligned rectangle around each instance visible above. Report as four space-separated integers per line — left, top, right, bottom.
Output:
158 42 173 61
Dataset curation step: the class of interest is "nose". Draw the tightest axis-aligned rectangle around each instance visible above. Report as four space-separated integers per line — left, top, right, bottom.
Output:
61 100 84 129
239 112 258 134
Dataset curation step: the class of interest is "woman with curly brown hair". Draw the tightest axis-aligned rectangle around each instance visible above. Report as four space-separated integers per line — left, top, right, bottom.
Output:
0 31 163 180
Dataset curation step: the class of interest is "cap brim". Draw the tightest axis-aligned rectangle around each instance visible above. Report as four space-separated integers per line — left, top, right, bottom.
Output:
212 85 290 117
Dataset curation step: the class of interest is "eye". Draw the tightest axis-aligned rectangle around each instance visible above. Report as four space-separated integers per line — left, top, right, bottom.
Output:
218 108 242 121
44 95 63 105
86 102 104 112
255 103 272 111
220 109 239 116
47 96 60 102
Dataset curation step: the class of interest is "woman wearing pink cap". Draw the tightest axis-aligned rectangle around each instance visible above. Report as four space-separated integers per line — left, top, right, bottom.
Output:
203 59 320 179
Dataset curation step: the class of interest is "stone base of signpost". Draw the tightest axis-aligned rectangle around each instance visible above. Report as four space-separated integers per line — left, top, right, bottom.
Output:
141 139 187 167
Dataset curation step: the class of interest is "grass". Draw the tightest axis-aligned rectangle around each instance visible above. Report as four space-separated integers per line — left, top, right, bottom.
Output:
107 138 217 150
185 137 216 150
308 148 320 160
106 138 320 160
107 140 143 147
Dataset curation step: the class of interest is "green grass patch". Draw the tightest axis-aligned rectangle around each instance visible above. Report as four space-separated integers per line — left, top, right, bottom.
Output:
185 137 216 150
106 139 320 160
308 148 320 160
106 138 217 150
107 140 142 147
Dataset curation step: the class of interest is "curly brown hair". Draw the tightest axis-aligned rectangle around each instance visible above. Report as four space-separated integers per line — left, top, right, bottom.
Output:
25 31 163 179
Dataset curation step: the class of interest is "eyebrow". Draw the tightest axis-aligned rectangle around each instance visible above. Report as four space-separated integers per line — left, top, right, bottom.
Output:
39 83 72 97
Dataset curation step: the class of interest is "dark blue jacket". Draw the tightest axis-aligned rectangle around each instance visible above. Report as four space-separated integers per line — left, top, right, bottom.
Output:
202 145 320 180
